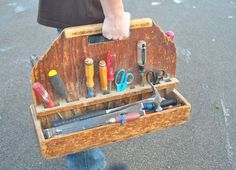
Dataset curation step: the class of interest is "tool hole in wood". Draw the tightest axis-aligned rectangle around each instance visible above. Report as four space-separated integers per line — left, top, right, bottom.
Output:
129 85 135 89
85 95 97 99
88 34 111 44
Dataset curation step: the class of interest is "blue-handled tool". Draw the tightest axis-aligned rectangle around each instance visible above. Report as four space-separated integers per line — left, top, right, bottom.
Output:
115 69 134 92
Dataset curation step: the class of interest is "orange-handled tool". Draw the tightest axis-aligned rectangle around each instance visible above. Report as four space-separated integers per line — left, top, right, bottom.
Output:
85 58 95 97
99 60 108 94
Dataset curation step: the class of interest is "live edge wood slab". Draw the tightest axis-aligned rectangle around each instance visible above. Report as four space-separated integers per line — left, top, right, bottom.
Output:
30 18 190 159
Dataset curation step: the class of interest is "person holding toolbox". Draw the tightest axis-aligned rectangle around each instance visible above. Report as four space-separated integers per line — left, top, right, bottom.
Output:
38 0 130 40
37 0 130 169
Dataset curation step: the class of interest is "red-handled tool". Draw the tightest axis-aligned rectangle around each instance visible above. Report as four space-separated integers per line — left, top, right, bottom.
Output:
32 82 64 119
32 82 54 108
107 51 116 93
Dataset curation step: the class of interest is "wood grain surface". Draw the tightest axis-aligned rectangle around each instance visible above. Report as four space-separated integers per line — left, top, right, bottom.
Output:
31 89 190 159
29 18 191 159
31 18 176 106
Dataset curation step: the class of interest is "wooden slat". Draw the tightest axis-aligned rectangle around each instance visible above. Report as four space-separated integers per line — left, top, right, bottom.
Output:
30 105 46 153
39 89 190 159
36 78 180 117
64 18 153 38
172 89 191 107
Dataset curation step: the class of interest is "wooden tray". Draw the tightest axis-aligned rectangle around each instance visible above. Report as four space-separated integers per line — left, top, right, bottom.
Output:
30 18 190 159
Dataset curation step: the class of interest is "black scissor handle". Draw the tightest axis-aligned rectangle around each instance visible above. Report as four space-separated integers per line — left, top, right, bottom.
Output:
146 70 166 85
156 70 166 84
146 71 156 84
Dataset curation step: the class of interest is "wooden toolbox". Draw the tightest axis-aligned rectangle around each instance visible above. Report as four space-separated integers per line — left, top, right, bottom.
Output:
30 18 191 159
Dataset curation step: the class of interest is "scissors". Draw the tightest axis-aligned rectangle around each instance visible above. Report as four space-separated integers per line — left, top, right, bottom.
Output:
146 70 166 85
115 69 134 92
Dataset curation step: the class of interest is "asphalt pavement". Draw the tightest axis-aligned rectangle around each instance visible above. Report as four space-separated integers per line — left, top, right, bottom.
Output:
0 0 236 169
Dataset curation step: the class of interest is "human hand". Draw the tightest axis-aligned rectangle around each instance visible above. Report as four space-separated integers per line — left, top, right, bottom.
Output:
102 12 130 40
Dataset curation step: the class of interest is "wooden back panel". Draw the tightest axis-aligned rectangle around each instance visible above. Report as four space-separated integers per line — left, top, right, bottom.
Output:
31 18 176 106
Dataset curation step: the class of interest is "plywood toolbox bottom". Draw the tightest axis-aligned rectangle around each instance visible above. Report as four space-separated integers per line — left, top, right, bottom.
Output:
30 89 190 159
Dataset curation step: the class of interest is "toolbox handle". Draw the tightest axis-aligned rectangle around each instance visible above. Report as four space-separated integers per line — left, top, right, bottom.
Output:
88 34 110 44
64 18 153 39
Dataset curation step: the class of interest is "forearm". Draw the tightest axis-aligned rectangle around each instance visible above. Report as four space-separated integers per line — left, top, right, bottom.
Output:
100 0 125 18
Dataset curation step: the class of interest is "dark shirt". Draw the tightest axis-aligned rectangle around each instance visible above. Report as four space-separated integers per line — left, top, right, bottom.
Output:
37 0 105 29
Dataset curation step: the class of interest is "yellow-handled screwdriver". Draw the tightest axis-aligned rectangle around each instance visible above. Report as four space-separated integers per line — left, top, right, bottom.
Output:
85 58 95 97
99 60 108 94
